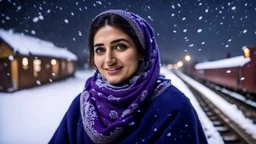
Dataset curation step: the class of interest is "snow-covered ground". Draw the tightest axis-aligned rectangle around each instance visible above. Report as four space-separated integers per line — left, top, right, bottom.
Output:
1 67 241 144
0 70 94 144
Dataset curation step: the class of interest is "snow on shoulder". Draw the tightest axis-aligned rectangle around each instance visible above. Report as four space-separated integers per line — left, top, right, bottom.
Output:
0 29 77 60
195 56 250 70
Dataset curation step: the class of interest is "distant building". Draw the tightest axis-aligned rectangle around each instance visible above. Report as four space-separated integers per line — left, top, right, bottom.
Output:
0 29 77 92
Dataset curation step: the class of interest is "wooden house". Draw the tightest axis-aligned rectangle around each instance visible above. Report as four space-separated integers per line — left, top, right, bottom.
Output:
0 29 77 92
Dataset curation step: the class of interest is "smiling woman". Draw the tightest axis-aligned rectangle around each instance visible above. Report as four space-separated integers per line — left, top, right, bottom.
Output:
49 9 208 144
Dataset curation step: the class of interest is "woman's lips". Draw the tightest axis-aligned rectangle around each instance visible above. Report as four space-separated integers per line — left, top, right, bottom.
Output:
105 67 123 74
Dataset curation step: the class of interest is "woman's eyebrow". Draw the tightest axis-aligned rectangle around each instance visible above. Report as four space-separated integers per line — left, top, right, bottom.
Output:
111 38 130 44
93 38 130 48
93 43 104 47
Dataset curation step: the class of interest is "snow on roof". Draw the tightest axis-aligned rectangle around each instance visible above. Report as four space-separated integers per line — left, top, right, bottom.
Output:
0 29 77 60
195 56 250 70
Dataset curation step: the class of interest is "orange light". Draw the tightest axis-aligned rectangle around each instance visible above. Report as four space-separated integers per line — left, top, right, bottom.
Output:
185 55 191 61
243 47 250 58
177 61 183 67
22 58 28 66
167 64 173 70
51 59 57 65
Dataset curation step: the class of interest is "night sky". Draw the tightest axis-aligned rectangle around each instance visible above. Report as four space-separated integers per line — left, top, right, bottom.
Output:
1 0 256 67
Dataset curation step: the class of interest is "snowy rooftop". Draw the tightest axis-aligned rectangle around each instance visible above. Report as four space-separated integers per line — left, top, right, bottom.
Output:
195 56 250 70
0 29 77 60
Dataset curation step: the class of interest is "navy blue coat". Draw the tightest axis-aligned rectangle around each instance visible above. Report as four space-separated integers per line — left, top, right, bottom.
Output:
49 85 208 144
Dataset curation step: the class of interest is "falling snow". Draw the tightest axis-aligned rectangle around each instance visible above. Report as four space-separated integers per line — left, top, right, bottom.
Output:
148 16 153 21
31 30 36 35
78 31 82 36
39 15 44 20
36 80 41 85
33 17 39 23
5 16 10 20
167 133 171 137
8 55 14 60
197 29 202 33
64 19 69 23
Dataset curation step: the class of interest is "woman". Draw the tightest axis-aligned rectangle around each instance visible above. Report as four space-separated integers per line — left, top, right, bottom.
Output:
49 9 208 144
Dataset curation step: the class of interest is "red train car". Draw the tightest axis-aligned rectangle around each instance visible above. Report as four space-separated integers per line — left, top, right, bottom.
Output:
187 46 256 95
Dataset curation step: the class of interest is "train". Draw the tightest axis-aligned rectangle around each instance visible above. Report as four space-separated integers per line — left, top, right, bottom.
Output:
183 46 256 97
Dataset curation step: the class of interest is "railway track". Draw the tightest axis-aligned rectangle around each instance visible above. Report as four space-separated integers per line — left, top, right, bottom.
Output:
175 73 256 144
205 83 256 124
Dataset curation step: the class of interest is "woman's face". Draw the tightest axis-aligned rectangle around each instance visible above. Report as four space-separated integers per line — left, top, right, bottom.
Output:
93 25 141 84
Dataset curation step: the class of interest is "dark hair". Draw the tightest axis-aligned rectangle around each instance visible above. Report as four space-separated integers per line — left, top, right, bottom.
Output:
88 13 144 68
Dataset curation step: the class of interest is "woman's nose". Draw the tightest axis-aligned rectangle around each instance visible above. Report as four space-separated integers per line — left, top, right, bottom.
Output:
105 50 116 65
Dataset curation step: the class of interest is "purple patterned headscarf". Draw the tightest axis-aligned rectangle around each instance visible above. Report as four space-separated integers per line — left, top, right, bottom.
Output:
80 9 171 144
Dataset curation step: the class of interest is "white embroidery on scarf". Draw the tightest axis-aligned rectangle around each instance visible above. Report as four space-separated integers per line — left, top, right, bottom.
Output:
131 103 139 111
109 110 119 119
108 95 121 101
140 90 148 102
121 109 132 118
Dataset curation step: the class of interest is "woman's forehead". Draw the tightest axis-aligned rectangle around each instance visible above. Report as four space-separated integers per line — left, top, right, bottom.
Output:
94 25 133 44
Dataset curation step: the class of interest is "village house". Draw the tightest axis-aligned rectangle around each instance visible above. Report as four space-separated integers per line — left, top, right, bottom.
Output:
0 29 77 92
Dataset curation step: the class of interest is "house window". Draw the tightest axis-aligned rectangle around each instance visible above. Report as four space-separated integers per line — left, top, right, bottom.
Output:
67 61 74 74
33 59 41 77
51 59 57 65
51 59 59 76
22 57 29 69
62 60 66 74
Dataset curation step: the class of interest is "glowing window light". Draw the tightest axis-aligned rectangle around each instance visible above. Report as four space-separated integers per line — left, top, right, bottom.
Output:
22 58 28 66
243 47 250 58
51 59 57 65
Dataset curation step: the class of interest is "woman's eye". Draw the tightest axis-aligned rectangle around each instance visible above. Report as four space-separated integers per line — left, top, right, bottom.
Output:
95 48 105 53
115 44 127 50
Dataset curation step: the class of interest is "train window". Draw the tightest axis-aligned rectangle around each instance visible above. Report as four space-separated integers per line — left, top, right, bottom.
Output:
253 50 256 56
